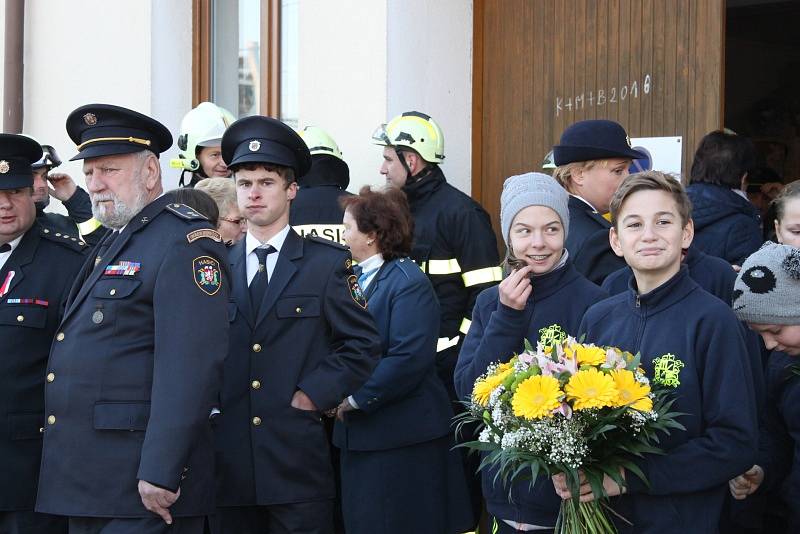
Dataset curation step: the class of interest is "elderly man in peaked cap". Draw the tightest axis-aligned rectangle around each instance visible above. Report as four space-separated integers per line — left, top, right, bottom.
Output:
35 104 230 534
208 115 380 534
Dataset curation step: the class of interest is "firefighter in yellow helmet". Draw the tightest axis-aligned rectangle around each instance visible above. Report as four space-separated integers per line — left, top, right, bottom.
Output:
372 111 500 397
171 102 234 187
291 126 353 245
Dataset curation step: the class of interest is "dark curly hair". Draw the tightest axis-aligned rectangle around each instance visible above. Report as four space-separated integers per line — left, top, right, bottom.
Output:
340 186 414 261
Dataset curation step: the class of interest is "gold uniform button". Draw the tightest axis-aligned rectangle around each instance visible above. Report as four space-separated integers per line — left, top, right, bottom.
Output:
252 416 262 426
47 415 56 425
39 427 44 433
47 372 55 383
56 332 65 341
16 315 24 322
252 343 262 353
251 380 261 390
295 307 302 313
109 289 116 296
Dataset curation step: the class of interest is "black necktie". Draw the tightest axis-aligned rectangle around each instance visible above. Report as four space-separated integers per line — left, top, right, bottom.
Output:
0 243 10 253
249 245 276 315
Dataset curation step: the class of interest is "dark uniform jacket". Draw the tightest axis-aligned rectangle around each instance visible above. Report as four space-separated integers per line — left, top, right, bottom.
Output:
402 166 500 395
579 267 757 533
37 187 104 246
214 229 380 506
290 155 352 245
36 197 230 518
333 258 452 451
565 195 626 285
455 259 607 526
0 222 88 511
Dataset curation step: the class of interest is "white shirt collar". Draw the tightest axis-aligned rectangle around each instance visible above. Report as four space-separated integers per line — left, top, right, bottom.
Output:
246 224 291 255
571 194 598 212
357 253 384 273
4 234 24 254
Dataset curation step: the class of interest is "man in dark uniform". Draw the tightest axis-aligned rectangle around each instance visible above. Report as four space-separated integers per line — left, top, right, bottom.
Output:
552 119 645 284
0 134 88 534
30 141 105 245
35 104 230 534
291 126 352 245
372 111 500 400
209 116 380 534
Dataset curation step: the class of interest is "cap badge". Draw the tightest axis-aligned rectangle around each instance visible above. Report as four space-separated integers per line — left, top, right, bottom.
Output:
249 140 261 152
0 161 8 174
626 136 632 148
83 113 98 126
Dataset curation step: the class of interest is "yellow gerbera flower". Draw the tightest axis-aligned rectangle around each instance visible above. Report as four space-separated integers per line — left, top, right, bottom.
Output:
472 368 513 406
610 369 653 411
574 344 608 366
565 368 617 410
511 375 562 419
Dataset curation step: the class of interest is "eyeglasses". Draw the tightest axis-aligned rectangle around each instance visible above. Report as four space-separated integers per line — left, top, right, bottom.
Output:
220 216 246 227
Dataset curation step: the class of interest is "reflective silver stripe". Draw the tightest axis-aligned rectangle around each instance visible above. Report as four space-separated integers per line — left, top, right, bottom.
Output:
459 318 471 335
436 335 460 352
292 224 347 246
425 258 462 275
462 266 503 287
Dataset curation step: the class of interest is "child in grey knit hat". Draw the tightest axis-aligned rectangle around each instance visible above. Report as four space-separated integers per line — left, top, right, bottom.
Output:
500 172 570 278
729 242 800 525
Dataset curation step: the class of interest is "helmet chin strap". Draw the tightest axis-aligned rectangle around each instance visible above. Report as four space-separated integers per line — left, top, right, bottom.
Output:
396 148 432 186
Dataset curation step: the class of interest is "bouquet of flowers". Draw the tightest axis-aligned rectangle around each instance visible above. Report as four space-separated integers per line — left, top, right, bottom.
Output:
458 325 684 533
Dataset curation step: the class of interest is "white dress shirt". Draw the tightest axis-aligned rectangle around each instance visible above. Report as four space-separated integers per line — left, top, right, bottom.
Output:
355 253 384 290
245 224 291 286
0 235 23 272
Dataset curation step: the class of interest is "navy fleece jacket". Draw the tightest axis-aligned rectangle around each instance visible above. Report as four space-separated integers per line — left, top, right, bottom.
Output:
454 259 607 526
579 266 757 534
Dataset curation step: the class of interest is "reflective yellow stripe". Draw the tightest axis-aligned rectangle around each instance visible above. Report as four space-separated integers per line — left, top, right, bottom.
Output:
292 224 347 245
459 318 471 335
462 266 503 287
77 218 103 236
436 336 460 352
425 258 461 275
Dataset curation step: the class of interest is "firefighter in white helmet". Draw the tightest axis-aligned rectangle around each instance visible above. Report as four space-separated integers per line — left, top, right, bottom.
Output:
171 102 234 187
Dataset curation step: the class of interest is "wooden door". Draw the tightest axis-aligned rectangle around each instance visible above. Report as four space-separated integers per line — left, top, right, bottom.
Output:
472 0 726 244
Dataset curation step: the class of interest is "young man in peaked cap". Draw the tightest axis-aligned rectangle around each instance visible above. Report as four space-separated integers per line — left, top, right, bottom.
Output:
209 115 380 534
35 104 230 534
0 134 88 534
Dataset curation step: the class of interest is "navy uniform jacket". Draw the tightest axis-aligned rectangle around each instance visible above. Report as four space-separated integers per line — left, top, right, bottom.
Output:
579 267 757 534
565 195 626 285
36 197 230 518
333 258 452 451
214 230 381 506
0 222 88 511
454 259 607 526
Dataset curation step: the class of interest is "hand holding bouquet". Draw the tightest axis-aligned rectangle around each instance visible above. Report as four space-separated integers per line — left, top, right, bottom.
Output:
458 325 684 533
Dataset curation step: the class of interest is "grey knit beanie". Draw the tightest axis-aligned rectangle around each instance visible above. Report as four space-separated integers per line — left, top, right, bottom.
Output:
733 242 800 325
500 172 570 245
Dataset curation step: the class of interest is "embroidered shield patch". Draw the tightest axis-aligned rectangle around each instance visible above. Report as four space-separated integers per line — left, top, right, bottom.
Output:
193 256 222 295
347 275 367 309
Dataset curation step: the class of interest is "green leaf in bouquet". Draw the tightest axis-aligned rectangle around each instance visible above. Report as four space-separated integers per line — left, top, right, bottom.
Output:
625 352 642 372
618 458 649 489
524 338 534 353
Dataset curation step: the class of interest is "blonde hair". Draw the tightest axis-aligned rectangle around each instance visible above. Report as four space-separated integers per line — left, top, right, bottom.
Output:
552 160 606 192
195 177 238 216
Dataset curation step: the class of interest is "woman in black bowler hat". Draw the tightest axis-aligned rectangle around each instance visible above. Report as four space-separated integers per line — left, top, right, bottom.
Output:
551 119 646 284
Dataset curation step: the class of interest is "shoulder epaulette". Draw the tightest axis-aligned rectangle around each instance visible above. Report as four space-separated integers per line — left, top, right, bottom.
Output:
164 203 208 221
305 234 348 251
39 225 89 251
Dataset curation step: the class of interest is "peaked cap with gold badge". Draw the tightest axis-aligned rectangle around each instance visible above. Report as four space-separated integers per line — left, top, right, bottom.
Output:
0 134 44 189
66 103 173 161
221 115 312 178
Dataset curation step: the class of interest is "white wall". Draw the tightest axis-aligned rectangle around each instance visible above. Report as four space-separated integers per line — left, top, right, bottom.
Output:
296 0 388 195
20 0 192 213
387 0 473 194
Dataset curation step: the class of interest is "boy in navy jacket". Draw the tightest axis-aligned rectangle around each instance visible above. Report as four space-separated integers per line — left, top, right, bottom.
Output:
554 171 758 534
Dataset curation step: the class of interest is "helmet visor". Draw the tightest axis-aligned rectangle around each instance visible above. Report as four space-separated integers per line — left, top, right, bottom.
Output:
33 145 62 169
371 124 392 146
